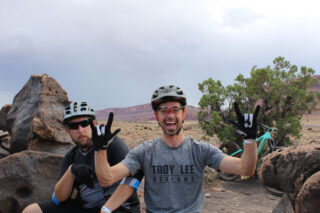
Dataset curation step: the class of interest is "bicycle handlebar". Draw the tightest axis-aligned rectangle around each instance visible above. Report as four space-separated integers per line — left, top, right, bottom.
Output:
258 122 277 132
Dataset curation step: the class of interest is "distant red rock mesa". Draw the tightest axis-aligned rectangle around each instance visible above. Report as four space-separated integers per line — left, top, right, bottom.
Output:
96 75 320 121
96 104 200 121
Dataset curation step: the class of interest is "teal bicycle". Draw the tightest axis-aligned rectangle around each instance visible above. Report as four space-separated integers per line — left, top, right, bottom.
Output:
217 122 284 196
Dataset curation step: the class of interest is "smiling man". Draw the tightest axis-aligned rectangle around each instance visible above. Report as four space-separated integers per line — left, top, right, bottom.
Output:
95 85 259 213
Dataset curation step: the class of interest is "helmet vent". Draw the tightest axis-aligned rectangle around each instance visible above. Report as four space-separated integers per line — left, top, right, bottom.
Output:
63 101 96 123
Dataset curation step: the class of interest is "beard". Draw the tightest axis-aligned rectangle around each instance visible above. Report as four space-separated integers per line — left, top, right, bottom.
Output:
74 137 93 150
159 118 182 136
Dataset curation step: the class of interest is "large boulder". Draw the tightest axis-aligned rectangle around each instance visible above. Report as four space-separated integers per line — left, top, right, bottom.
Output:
6 74 73 154
0 150 63 213
0 104 11 130
295 171 320 213
258 143 320 212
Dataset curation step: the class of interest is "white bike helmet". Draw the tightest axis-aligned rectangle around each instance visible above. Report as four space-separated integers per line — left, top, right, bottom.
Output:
151 85 187 110
63 101 96 123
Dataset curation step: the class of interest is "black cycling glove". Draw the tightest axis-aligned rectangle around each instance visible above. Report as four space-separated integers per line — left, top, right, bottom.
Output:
227 102 260 139
71 164 96 187
89 112 121 150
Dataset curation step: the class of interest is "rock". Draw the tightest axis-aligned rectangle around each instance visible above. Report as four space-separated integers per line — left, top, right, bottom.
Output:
0 104 11 130
295 171 320 213
5 74 73 154
272 194 294 213
258 144 320 195
258 143 320 212
0 148 10 159
0 150 63 213
0 130 9 138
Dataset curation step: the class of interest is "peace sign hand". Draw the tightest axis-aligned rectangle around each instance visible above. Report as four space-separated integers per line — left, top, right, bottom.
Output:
89 112 121 150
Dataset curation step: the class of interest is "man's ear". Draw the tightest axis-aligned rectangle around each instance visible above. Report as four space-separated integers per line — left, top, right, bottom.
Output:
154 111 159 121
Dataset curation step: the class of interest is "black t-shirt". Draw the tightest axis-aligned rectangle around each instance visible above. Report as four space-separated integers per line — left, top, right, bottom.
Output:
59 136 143 209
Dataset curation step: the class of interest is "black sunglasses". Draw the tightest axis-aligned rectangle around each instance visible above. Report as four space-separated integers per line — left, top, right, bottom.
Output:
67 118 92 130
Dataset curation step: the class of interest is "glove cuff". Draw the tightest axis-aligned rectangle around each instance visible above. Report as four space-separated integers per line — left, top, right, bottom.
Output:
244 139 256 144
93 146 107 151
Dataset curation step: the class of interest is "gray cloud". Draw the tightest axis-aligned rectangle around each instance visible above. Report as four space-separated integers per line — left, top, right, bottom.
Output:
0 0 320 109
221 7 263 28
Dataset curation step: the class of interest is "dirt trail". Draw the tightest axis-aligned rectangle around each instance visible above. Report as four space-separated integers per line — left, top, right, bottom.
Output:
202 177 281 213
138 176 281 213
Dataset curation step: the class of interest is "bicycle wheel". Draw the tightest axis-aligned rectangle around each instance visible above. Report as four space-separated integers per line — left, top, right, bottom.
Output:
217 141 242 181
257 146 283 197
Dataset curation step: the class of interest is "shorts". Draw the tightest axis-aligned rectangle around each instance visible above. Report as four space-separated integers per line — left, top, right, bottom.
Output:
38 200 140 213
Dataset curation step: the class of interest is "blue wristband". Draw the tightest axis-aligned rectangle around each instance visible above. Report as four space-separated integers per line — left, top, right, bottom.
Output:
120 177 141 191
51 191 60 205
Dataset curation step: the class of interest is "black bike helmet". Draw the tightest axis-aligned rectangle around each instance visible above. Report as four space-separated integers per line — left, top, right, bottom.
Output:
63 101 96 123
151 85 187 110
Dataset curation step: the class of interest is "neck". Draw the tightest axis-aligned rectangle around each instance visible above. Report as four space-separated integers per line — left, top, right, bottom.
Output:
81 146 91 152
161 130 185 147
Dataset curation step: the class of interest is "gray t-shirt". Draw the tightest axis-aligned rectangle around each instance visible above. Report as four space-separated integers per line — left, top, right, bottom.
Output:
122 137 226 213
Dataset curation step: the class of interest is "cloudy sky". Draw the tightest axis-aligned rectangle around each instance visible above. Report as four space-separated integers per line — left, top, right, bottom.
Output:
1 0 320 110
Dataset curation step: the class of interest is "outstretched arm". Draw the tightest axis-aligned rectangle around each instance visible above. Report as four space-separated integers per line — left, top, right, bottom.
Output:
219 142 257 176
95 150 131 186
90 113 131 186
219 102 259 176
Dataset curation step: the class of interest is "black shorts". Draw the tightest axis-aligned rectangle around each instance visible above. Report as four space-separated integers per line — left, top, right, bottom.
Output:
38 200 140 213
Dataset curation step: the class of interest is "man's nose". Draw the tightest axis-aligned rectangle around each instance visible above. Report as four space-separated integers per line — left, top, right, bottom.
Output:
77 125 86 132
167 111 176 118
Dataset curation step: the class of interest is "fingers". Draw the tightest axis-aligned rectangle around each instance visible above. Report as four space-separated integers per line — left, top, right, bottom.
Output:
105 128 121 147
113 128 121 137
253 105 260 121
106 112 114 130
89 119 98 137
99 125 105 135
234 102 243 123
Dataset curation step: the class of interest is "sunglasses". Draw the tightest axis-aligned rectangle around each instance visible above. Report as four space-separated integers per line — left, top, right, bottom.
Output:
67 118 92 130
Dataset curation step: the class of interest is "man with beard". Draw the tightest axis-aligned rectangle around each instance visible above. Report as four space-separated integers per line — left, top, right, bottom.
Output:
94 85 259 213
22 101 142 213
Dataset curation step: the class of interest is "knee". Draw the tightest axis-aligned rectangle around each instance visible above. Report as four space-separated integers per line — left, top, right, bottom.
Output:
22 203 42 213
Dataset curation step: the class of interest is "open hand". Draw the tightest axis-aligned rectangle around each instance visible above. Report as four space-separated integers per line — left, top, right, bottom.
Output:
89 112 121 150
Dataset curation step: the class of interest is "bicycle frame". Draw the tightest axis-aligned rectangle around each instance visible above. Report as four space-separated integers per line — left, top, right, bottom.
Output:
228 123 276 157
217 123 283 196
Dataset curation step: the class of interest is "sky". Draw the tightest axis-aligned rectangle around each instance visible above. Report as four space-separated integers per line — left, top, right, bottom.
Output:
1 0 320 110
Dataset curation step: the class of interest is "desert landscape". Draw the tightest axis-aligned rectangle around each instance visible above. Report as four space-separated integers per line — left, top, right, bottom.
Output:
102 112 320 150
1 74 319 212
98 113 320 213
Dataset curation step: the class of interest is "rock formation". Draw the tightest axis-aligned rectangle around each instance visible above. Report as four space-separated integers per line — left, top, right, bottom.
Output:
0 150 63 213
5 74 73 154
0 104 11 130
295 171 320 213
258 143 320 212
